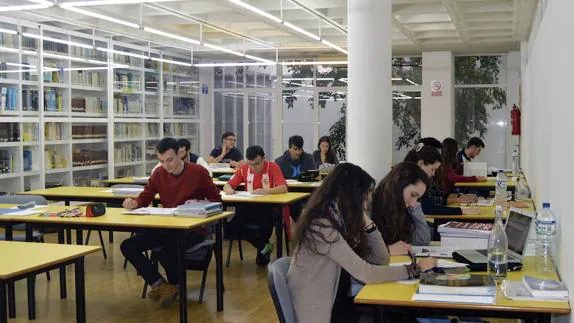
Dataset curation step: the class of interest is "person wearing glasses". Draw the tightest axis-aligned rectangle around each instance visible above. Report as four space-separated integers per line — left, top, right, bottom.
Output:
223 145 287 266
208 132 243 168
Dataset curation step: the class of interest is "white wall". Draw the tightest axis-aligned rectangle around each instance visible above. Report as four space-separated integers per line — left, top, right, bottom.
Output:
421 51 454 139
521 1 574 321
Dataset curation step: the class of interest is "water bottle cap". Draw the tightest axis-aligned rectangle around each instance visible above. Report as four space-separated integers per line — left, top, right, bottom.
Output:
498 170 504 173
542 202 550 208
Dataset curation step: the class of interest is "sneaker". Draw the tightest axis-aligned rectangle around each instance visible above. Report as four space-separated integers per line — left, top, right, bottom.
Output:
261 242 273 256
256 242 273 267
149 283 179 307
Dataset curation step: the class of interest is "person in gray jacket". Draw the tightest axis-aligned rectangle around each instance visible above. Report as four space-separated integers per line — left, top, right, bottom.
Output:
288 163 436 323
371 162 432 254
275 135 317 179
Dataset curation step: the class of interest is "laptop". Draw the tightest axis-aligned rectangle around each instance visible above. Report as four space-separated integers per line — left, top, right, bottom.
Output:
298 169 320 182
452 208 534 271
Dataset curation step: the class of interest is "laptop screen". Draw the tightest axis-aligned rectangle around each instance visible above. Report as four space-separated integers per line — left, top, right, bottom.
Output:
505 209 534 256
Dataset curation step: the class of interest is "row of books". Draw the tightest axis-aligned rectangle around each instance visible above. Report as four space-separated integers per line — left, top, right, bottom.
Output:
71 97 106 114
44 88 64 112
72 148 107 167
163 123 197 137
114 143 143 163
173 97 195 116
0 32 16 48
45 147 67 169
45 122 65 141
0 87 17 112
23 88 39 111
0 62 17 80
22 124 39 142
146 124 160 137
43 40 68 55
114 71 140 91
71 124 107 139
113 95 142 114
0 150 16 174
0 123 19 142
113 54 142 67
145 97 159 115
115 123 142 138
71 70 105 88
23 150 33 171
70 47 106 62
44 63 65 83
145 73 158 92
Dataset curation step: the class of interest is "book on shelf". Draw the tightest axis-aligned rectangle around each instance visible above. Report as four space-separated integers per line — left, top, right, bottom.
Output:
44 88 63 112
22 88 39 111
23 150 33 171
0 151 16 174
0 87 17 112
0 123 19 142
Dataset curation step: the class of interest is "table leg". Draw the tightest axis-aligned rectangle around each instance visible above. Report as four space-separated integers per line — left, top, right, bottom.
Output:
25 223 33 242
74 257 86 323
276 206 286 258
76 229 83 245
109 231 114 243
58 229 67 299
0 281 7 323
215 220 224 312
538 314 551 323
4 224 12 241
5 224 14 319
27 275 35 320
66 229 72 245
177 231 187 323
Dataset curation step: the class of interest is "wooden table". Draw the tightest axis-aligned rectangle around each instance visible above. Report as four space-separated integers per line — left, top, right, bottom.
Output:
103 176 148 186
455 178 516 189
355 256 570 322
0 241 100 323
0 204 234 323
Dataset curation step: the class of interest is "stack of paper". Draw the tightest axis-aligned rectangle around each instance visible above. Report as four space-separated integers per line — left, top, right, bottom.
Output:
175 201 223 218
413 272 496 304
439 222 493 250
110 187 144 196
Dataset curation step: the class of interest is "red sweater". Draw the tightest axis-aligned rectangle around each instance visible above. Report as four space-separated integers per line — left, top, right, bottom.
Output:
136 162 221 208
442 165 477 192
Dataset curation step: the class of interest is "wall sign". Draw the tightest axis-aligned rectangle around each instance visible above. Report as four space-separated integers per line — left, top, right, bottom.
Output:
431 80 442 97
201 84 209 95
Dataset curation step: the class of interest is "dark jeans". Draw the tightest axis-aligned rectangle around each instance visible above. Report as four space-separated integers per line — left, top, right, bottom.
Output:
289 202 302 222
120 230 205 286
228 205 276 250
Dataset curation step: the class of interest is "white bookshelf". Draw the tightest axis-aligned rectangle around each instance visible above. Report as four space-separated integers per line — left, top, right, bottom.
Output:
0 18 200 193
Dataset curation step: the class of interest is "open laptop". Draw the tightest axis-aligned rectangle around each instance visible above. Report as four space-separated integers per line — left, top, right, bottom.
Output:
452 208 534 271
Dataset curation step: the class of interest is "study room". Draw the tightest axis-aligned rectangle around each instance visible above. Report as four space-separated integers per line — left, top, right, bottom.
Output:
0 1 573 323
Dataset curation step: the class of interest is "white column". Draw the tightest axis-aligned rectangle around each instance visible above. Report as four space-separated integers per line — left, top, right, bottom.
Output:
199 67 214 157
347 0 392 182
421 51 454 140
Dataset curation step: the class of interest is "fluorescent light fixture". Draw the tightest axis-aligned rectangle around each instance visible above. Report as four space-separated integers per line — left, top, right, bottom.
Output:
96 47 149 59
44 52 107 65
228 0 282 24
143 27 200 45
281 61 347 66
320 39 347 55
0 28 17 35
0 46 20 53
195 62 274 67
0 2 53 12
23 33 93 49
27 0 54 4
391 77 402 81
61 0 174 6
203 43 244 57
151 57 192 67
6 63 37 68
244 54 275 64
405 78 418 86
283 21 320 41
61 6 140 29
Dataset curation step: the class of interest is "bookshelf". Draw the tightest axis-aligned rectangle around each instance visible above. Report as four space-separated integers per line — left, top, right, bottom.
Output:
0 18 201 193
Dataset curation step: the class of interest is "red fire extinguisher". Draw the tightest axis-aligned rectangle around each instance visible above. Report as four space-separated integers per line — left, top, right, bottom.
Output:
511 104 521 135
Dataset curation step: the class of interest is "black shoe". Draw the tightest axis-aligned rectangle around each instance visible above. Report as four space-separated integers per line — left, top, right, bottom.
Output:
256 250 270 267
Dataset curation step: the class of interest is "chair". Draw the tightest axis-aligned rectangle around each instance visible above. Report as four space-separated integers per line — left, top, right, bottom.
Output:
267 257 295 323
140 238 216 304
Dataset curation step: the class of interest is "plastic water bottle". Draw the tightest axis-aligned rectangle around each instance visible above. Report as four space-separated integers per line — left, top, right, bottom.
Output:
536 203 556 273
515 178 524 200
488 205 508 284
495 170 508 202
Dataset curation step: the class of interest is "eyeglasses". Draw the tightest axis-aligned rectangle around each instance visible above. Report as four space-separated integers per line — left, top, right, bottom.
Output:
225 138 237 142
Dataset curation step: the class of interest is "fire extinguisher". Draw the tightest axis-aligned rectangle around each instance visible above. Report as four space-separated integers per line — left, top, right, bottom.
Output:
511 104 521 135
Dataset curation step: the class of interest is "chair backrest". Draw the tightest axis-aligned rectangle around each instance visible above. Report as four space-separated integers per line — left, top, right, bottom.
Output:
0 195 48 205
267 257 296 323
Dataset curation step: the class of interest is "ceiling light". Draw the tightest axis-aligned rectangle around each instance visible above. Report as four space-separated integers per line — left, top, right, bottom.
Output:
27 0 54 4
320 39 347 55
244 54 275 64
391 77 402 81
96 47 149 59
23 33 93 49
203 43 244 57
228 0 282 24
61 6 140 29
281 61 347 66
6 63 37 68
151 57 192 67
0 47 19 53
194 62 274 67
0 28 17 35
0 3 53 12
61 0 175 6
283 21 320 41
144 27 200 45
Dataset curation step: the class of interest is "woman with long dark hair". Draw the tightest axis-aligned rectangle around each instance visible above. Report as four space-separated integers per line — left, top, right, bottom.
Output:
405 143 479 217
312 135 339 166
288 163 435 323
371 162 431 253
435 138 486 193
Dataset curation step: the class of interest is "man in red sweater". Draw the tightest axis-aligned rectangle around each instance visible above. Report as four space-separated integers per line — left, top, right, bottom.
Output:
120 138 221 306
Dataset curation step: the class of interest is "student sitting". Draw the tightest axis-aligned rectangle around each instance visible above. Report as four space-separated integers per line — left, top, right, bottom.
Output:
223 145 287 266
404 143 479 216
151 138 212 176
312 135 339 167
436 138 486 193
275 135 317 179
456 136 485 164
120 138 221 306
207 132 243 168
371 162 432 254
287 163 436 323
